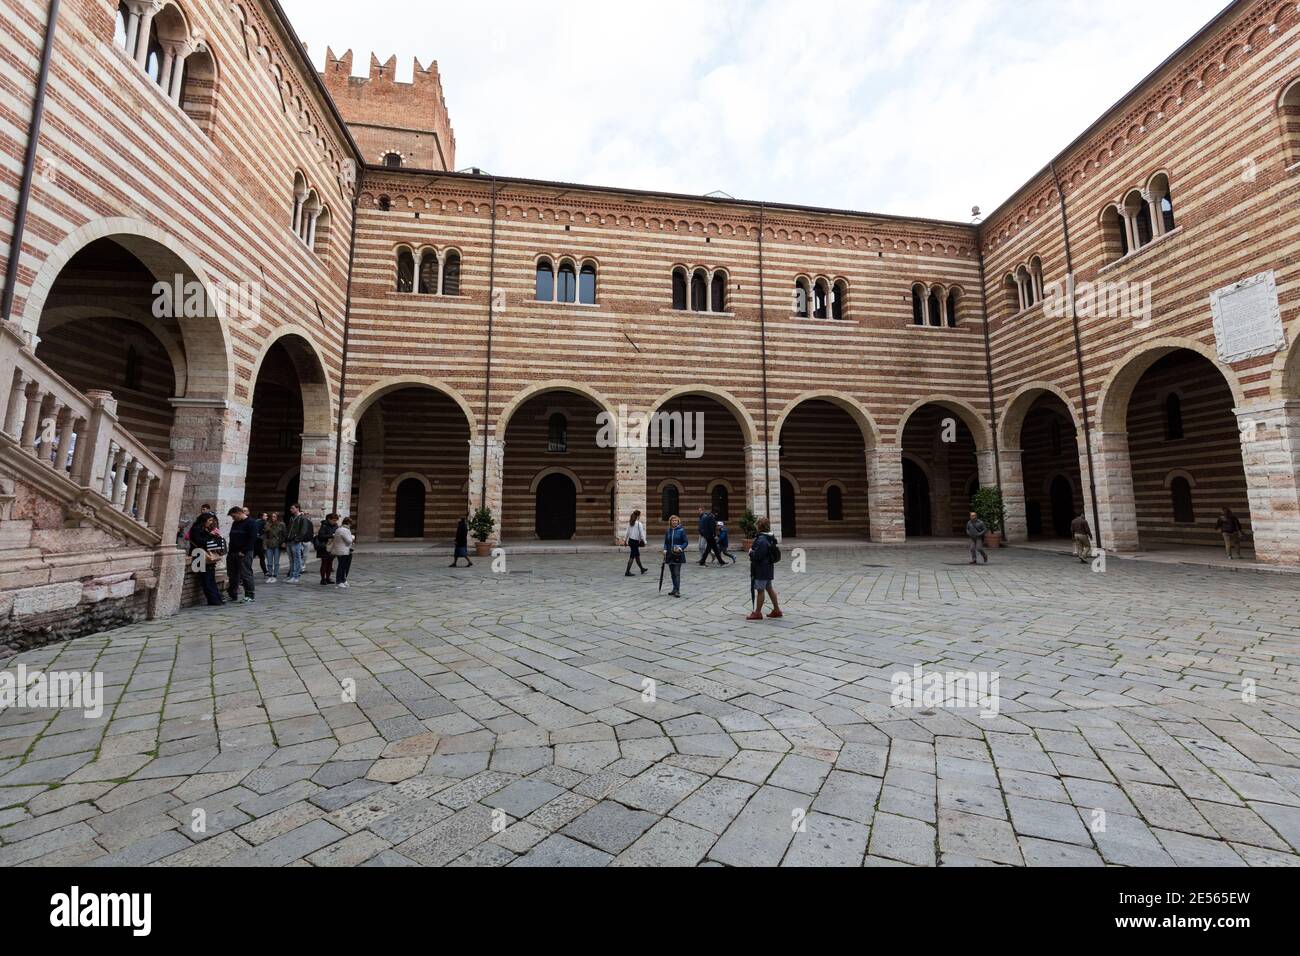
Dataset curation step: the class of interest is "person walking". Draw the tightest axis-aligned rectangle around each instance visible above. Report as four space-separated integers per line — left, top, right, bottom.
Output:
1070 513 1093 564
286 504 314 583
717 521 737 564
263 512 286 581
316 513 339 585
624 510 647 576
663 515 688 598
253 512 268 576
191 515 225 607
746 518 784 621
225 507 256 604
451 515 473 568
698 507 725 566
966 511 989 565
330 517 356 588
1215 507 1244 560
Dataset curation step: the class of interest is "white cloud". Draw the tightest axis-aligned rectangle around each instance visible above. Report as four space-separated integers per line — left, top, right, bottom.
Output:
281 0 1227 219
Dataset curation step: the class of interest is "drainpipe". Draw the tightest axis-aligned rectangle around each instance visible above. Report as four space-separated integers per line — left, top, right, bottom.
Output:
1 0 61 326
1050 161 1104 549
756 203 772 520
479 175 499 510
976 248 1007 539
331 191 361 515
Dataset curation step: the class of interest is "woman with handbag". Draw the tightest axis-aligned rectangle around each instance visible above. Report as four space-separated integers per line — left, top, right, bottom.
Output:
192 515 226 607
624 510 647 576
662 515 688 598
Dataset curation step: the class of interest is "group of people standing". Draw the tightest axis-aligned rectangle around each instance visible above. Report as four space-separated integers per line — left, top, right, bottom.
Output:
624 507 783 621
185 503 356 607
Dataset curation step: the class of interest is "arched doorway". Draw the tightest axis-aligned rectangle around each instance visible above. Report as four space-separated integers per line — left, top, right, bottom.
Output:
901 402 983 536
535 473 577 540
903 458 931 537
1049 476 1074 538
780 477 797 538
394 478 427 539
776 398 872 539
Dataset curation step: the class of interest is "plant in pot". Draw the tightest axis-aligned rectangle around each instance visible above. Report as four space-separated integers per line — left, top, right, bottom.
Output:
738 508 759 551
971 487 1005 548
469 506 496 557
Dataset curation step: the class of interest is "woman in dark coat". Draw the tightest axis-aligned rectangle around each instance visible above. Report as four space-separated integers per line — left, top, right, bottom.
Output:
451 515 473 568
746 518 783 621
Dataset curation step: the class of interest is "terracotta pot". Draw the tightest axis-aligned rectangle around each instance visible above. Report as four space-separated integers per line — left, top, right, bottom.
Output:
742 538 754 551
475 542 492 557
984 532 1000 549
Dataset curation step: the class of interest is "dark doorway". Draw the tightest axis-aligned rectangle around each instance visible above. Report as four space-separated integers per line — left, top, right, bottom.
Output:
903 459 932 537
711 484 730 521
283 475 299 520
1026 500 1043 537
536 473 577 540
780 477 797 538
394 478 427 539
1049 476 1074 538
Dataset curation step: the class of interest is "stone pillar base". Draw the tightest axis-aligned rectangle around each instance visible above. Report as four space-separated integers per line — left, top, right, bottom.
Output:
867 445 905 544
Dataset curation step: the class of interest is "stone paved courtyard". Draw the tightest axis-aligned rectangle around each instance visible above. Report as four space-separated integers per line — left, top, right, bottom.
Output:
2 545 1300 867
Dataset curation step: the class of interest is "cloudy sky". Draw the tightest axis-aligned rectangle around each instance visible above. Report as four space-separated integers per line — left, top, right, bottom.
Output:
280 0 1229 221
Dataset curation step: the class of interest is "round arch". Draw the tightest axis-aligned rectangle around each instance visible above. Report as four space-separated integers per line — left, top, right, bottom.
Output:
388 472 433 494
497 380 617 437
897 395 993 450
655 478 686 495
647 384 759 446
998 382 1083 449
773 391 881 448
529 466 585 495
38 304 189 397
779 471 803 495
22 217 232 399
1269 318 1300 399
1096 338 1246 433
345 376 479 436
247 328 334 436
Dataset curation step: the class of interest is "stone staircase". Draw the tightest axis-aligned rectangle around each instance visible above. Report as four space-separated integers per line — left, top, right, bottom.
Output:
0 321 189 654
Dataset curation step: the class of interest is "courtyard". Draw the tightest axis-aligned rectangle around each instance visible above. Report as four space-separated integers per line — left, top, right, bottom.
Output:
1 544 1299 867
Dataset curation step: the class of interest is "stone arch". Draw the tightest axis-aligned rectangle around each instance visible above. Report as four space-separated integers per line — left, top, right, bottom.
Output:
1162 468 1198 490
773 391 880 448
647 384 759 446
529 466 585 495
38 304 189 397
22 217 232 399
779 471 803 494
346 376 479 437
388 472 433 493
1096 338 1245 433
1269 321 1300 399
999 382 1083 449
497 380 617 437
247 328 334 436
897 395 992 450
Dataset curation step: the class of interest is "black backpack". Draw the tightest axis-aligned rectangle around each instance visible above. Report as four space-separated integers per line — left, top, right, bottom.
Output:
765 534 782 564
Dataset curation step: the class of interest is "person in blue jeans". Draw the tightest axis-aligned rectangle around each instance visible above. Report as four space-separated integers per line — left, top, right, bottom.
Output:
663 515 688 598
286 504 314 583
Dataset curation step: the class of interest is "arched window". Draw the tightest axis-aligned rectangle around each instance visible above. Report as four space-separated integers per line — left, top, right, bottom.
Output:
912 285 926 325
661 485 680 521
578 262 597 305
1281 80 1300 166
1165 393 1184 441
832 280 847 321
383 152 402 168
1030 257 1044 301
557 261 577 303
672 268 688 310
927 289 941 327
1170 476 1195 524
378 195 392 212
314 206 332 257
547 414 568 454
796 278 811 318
418 250 438 294
535 258 555 301
827 485 844 522
711 484 729 521
1003 275 1020 314
1016 267 1035 310
179 46 218 133
113 3 130 51
1125 190 1153 250
291 172 308 234
1101 204 1128 260
144 22 164 85
691 269 708 312
814 279 829 319
1149 173 1176 235
946 289 959 327
396 248 415 293
442 251 461 296
711 271 727 313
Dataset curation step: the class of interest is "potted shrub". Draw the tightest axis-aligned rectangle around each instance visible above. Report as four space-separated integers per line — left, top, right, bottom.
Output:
739 508 759 551
469 506 496 557
971 487 1005 548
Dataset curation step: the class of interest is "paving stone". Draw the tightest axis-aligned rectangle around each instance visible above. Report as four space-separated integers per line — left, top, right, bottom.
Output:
612 818 717 867
225 819 348 866
511 834 613 867
869 812 937 866
485 779 565 819
709 785 804 867
811 770 881 825
610 764 709 815
562 800 657 854
783 812 870 867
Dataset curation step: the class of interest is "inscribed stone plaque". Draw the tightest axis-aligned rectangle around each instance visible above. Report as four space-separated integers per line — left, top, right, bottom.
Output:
1211 271 1285 364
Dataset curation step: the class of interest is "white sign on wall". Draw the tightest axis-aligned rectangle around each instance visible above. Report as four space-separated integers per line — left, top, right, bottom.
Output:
1210 271 1286 364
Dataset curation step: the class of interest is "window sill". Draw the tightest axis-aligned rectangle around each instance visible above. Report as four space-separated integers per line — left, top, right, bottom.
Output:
661 308 736 317
394 291 465 299
906 323 963 331
110 45 213 147
535 300 600 308
1098 226 1182 275
1003 302 1043 322
788 315 858 325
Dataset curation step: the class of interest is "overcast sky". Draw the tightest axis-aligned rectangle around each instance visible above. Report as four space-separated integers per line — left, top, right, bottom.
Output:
280 0 1229 221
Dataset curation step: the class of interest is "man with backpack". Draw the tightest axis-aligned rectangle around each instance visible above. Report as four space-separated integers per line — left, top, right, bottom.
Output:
698 506 725 567
286 504 314 584
746 517 784 621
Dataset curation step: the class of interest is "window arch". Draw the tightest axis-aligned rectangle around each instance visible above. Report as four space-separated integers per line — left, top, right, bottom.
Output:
179 45 218 132
1164 392 1184 441
1101 204 1129 260
660 483 680 521
291 172 308 234
547 414 568 454
1281 79 1300 166
383 152 403 168
710 270 727 313
579 261 597 305
796 277 812 318
418 249 438 294
832 279 847 321
442 250 462 296
946 288 960 328
672 267 688 310
813 279 830 319
691 269 708 312
1170 476 1195 524
1148 173 1176 235
299 190 322 247
826 484 844 522
396 247 415 293
912 284 926 325
557 260 577 303
927 288 941 327
711 483 730 520
1124 189 1153 250
114 3 131 51
535 257 555 301
313 205 332 258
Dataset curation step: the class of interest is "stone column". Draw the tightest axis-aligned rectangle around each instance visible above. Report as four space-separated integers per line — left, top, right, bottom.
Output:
867 445 905 543
614 444 647 543
931 436 951 537
745 441 782 538
1236 401 1300 566
998 448 1027 542
1090 430 1139 552
298 432 338 519
148 464 190 620
168 398 252 524
467 435 504 545
356 443 385 543
334 438 357 519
